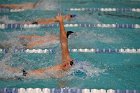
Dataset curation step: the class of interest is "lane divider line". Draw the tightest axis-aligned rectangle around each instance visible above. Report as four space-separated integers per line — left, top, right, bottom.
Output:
0 48 140 54
0 23 140 29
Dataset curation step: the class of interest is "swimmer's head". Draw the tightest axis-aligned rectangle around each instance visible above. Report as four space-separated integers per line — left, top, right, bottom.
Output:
67 31 74 38
65 14 76 20
70 14 76 18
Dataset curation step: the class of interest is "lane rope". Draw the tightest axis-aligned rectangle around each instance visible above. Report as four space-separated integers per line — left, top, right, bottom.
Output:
0 48 140 54
0 8 140 13
66 8 140 12
1 88 139 93
0 23 140 29
0 8 25 13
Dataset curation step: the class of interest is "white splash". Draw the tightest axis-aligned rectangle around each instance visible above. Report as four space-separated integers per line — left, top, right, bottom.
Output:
68 61 106 79
37 0 59 10
75 31 122 44
0 52 22 79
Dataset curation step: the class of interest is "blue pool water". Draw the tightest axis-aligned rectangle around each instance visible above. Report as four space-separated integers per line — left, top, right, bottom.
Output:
0 0 140 89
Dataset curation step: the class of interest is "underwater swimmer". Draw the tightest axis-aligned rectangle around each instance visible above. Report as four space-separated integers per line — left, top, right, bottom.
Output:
18 31 74 49
0 31 74 49
22 15 75 78
0 0 42 10
18 33 59 49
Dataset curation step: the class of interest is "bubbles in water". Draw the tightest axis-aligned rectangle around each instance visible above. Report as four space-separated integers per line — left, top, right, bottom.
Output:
68 61 106 79
76 14 101 23
74 31 122 44
37 0 59 10
0 55 22 80
0 16 17 24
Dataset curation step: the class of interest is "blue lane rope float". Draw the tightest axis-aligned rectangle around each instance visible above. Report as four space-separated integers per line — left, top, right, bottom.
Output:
0 88 139 93
0 23 140 29
0 48 140 54
0 7 140 13
66 8 140 12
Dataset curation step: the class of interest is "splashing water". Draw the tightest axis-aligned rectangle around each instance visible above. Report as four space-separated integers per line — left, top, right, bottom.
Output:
76 14 101 23
37 0 59 10
67 61 106 79
0 16 18 24
74 31 122 44
0 52 23 80
0 38 24 49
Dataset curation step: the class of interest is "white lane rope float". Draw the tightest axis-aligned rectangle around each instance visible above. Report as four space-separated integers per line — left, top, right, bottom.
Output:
0 8 140 13
66 8 140 12
0 48 140 54
0 8 25 13
0 88 139 93
0 23 140 29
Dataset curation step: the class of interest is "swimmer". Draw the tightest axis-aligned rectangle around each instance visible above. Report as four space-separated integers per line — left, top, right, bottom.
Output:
0 14 76 25
0 31 74 49
18 31 74 49
22 15 74 78
18 34 58 49
0 0 42 10
25 14 76 25
0 15 74 79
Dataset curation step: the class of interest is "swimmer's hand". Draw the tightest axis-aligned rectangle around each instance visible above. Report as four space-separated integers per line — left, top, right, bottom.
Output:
55 15 63 22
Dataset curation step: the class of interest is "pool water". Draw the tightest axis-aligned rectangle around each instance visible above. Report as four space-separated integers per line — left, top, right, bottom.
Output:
0 0 140 89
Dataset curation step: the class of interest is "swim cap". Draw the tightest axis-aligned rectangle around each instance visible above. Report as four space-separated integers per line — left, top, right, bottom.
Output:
70 14 77 18
67 31 74 38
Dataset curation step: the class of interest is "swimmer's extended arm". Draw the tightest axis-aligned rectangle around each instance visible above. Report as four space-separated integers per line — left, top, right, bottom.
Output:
33 15 70 25
57 15 71 62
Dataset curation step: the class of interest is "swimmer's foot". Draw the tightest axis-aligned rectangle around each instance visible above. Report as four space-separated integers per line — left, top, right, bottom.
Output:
22 69 28 76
